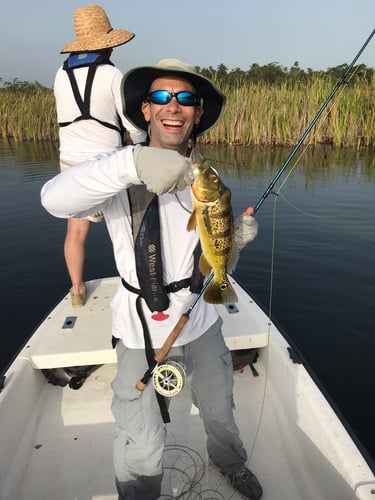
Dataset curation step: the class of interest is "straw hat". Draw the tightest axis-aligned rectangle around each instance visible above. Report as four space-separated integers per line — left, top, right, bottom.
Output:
121 58 226 136
60 4 135 54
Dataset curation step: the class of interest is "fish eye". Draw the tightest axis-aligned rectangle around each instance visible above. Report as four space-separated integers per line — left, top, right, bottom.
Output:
209 166 220 183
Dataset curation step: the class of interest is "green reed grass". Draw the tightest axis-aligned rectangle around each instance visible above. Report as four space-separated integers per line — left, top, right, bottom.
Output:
204 74 374 148
0 87 57 142
0 74 373 147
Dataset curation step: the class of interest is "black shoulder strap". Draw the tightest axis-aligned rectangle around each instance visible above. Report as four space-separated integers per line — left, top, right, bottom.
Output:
128 185 170 312
59 63 121 133
128 184 204 308
64 64 96 120
120 277 170 424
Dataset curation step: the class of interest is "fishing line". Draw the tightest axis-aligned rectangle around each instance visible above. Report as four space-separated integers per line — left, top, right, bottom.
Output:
161 444 228 499
209 56 363 224
139 27 374 489
245 32 374 466
225 30 375 471
243 165 289 469
262 61 363 220
137 27 375 395
245 191 279 464
252 28 374 216
194 29 375 304
245 176 307 467
175 193 193 214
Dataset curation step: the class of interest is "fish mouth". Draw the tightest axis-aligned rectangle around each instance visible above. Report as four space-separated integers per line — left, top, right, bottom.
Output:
191 184 212 202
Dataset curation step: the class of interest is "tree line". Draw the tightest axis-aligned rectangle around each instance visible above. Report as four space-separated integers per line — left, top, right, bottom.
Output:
196 62 373 86
1 62 373 93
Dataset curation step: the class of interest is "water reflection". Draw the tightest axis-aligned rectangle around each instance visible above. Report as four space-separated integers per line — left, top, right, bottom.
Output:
0 138 59 181
204 143 375 183
1 137 373 184
0 138 59 163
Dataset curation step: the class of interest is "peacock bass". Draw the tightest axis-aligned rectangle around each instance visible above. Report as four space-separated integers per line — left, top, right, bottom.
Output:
187 156 239 304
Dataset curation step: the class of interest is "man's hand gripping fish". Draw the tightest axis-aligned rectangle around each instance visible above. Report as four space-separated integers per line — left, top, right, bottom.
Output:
187 155 239 304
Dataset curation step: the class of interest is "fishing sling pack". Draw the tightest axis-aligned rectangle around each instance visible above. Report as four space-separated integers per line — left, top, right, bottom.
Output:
119 185 204 422
59 52 124 137
125 184 204 312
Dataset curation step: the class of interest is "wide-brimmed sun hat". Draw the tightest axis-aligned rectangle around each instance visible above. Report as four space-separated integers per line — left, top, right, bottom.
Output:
121 58 226 136
60 4 135 54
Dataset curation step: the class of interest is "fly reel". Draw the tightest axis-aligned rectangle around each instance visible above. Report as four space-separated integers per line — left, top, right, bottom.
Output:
152 360 186 397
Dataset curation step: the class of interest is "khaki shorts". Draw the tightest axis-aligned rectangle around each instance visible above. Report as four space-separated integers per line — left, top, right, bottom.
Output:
60 159 103 223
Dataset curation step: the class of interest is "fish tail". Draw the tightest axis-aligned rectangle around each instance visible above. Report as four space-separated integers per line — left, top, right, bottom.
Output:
204 277 238 304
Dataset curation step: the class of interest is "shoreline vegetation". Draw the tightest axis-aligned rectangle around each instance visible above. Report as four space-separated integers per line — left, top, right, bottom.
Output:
0 63 373 148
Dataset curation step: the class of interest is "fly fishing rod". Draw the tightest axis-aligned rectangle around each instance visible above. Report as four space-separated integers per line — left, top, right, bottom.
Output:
136 28 375 395
190 26 375 297
252 28 375 215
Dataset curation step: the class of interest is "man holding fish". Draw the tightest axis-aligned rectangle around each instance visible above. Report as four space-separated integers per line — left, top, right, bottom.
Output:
41 58 261 500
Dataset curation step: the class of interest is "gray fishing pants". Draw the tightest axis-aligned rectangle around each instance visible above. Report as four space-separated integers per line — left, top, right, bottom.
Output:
111 317 247 500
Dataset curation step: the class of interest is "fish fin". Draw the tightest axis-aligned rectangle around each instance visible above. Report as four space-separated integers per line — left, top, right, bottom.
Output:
186 210 197 231
199 253 212 276
204 277 238 304
227 242 240 274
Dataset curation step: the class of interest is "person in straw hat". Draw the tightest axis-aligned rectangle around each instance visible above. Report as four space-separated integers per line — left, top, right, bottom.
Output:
54 4 146 308
42 58 261 500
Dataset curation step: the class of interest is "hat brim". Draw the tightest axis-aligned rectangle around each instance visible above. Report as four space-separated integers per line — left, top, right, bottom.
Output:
60 30 135 54
121 65 225 136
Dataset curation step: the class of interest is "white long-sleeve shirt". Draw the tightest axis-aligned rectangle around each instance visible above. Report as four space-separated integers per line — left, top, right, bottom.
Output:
41 146 218 349
54 64 146 162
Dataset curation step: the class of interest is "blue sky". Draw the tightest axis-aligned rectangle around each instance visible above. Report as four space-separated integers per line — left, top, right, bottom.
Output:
0 0 374 87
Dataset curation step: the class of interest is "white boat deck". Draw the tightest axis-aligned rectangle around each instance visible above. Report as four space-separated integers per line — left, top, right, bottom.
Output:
3 358 374 500
1 277 374 500
6 363 266 500
23 276 269 370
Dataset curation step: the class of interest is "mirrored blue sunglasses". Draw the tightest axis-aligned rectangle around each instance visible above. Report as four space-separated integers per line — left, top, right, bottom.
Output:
147 90 199 106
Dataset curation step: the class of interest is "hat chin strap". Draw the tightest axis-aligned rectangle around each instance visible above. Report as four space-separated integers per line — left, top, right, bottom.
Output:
192 125 198 148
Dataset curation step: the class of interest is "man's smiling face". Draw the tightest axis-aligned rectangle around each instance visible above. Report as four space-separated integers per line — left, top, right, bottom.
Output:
141 75 203 155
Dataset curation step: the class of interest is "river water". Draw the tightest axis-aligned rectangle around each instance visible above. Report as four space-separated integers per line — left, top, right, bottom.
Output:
0 139 374 465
